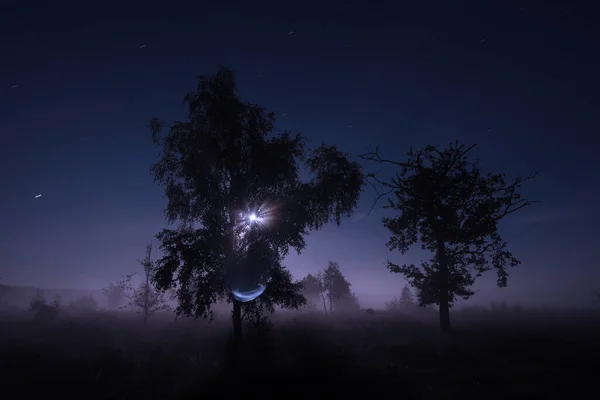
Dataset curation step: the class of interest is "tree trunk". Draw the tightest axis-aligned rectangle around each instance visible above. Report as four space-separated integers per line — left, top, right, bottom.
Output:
143 245 152 326
436 240 452 334
227 209 244 360
232 299 243 361
144 275 150 326
321 293 328 315
329 296 333 315
439 297 451 333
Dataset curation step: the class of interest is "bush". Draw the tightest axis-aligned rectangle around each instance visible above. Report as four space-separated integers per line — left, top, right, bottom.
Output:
28 291 59 322
65 295 98 314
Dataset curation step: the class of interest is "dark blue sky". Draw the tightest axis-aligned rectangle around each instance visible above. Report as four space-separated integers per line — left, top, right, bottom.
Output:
1 0 598 308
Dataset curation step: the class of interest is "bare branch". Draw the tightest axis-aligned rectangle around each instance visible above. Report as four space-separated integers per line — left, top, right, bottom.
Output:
358 147 409 214
496 168 542 220
358 146 409 168
364 171 395 214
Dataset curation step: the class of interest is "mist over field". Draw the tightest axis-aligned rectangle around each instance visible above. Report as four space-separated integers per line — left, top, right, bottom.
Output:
1 292 598 398
2 0 600 398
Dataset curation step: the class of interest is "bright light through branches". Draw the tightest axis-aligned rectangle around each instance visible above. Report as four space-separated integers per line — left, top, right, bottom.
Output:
231 205 275 303
239 203 276 231
235 204 275 241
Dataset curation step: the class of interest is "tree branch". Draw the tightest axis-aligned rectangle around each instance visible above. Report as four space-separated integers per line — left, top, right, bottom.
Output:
497 168 542 220
358 146 409 168
364 171 395 214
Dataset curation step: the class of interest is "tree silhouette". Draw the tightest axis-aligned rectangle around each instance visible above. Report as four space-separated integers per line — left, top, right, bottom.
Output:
121 273 170 324
315 272 330 314
67 295 97 313
321 261 356 314
341 291 361 312
241 265 305 333
385 284 415 313
400 284 414 309
361 142 538 333
384 297 399 312
300 273 326 312
28 290 60 322
149 66 364 349
121 243 170 324
101 282 126 309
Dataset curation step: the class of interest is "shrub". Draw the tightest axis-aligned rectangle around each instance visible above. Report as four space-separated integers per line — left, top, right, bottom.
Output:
28 290 59 322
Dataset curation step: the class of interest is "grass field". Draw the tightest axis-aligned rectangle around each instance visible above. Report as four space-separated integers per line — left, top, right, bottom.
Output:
0 308 598 399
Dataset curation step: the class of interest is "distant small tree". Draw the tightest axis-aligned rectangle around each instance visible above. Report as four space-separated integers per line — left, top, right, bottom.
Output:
384 297 400 312
101 282 126 309
300 273 325 312
68 295 98 312
28 290 59 322
361 142 538 333
315 272 329 314
321 261 355 314
400 284 414 308
341 292 361 311
29 290 45 311
121 243 170 324
52 294 62 308
385 284 415 313
121 274 170 324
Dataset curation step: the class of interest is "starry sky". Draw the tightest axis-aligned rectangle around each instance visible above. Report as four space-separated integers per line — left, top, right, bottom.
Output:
1 0 598 308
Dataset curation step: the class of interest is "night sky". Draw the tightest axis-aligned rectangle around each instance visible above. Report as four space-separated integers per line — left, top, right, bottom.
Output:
1 0 598 308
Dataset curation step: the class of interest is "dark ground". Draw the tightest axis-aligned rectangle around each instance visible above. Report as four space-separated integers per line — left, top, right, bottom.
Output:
0 308 598 399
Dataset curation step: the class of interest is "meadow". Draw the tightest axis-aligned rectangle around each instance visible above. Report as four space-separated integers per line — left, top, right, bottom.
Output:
0 306 598 399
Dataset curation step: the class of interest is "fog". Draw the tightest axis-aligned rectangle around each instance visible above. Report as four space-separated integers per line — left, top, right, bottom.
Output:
1 293 598 397
2 0 599 396
2 270 599 313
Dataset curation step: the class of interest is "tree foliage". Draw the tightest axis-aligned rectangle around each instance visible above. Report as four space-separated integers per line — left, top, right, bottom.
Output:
28 290 60 322
101 282 126 310
385 284 415 313
149 66 364 328
66 295 98 313
120 243 170 324
299 273 324 311
400 284 414 306
300 273 322 298
321 261 359 313
121 273 171 319
361 142 538 331
241 265 306 332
